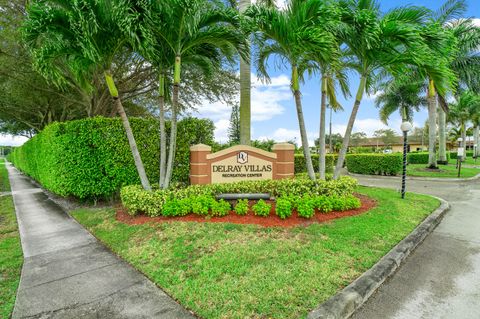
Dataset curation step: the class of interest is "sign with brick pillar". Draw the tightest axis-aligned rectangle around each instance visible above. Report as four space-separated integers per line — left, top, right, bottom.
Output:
190 143 295 185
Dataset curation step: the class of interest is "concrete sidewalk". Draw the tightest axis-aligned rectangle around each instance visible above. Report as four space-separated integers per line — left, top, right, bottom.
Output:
8 163 194 319
352 176 480 319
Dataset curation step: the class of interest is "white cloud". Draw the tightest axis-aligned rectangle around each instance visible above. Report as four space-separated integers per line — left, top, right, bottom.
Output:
364 90 384 101
195 73 291 142
472 18 480 27
252 0 287 9
0 134 28 146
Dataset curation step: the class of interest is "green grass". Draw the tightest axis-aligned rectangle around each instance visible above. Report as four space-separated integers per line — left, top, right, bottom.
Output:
0 159 23 319
407 163 480 178
448 156 479 167
72 187 439 319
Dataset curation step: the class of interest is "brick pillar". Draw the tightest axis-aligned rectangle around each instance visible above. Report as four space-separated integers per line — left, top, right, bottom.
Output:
272 143 295 180
190 144 211 185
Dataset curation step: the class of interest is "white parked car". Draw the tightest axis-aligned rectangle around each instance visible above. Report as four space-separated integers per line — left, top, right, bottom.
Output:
383 149 393 154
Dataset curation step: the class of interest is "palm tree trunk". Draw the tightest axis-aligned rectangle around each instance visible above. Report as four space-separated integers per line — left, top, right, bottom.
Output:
438 101 447 165
334 75 366 179
427 79 437 168
104 70 151 191
164 56 181 188
239 0 251 146
329 106 333 154
318 75 327 179
292 66 315 180
461 122 466 162
475 125 479 158
158 72 167 188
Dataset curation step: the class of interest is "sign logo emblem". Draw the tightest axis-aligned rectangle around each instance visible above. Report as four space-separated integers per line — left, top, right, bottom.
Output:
237 151 248 164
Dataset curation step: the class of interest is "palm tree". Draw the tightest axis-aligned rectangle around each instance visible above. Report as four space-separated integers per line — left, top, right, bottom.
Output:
333 0 431 179
448 91 480 161
23 0 153 190
248 0 337 181
239 0 252 145
375 79 427 125
421 0 468 166
145 0 247 188
317 65 349 179
438 15 480 162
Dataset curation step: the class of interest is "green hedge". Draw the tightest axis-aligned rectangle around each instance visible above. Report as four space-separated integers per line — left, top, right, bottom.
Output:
8 117 214 199
346 154 402 176
294 154 338 174
449 151 474 159
121 176 359 216
407 152 429 164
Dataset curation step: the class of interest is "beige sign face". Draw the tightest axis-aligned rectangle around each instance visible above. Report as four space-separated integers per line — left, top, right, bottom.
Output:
211 152 273 184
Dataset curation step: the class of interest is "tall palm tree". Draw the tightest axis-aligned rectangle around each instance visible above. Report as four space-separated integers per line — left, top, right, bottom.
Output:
317 65 349 179
239 0 252 145
23 0 152 190
248 0 338 181
333 0 431 179
448 91 480 161
146 0 247 188
422 0 467 166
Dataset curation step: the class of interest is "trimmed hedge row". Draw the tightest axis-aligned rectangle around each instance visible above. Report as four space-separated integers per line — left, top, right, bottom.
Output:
407 152 429 164
346 154 402 176
8 117 214 199
294 154 338 174
450 151 474 159
121 176 359 217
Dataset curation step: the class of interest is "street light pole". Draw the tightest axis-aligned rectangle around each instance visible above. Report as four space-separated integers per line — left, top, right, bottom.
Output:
401 121 412 199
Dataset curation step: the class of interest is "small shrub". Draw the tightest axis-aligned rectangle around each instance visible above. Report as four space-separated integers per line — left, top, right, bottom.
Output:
191 195 215 216
234 199 249 216
344 195 362 210
162 198 190 217
297 196 315 218
252 199 271 217
407 152 429 164
314 195 334 213
275 197 292 219
211 199 231 217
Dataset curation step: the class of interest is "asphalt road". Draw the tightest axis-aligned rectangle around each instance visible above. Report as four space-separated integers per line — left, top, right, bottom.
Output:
352 175 480 319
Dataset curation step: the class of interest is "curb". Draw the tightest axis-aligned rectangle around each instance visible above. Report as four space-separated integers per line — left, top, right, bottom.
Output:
348 172 480 182
307 197 450 319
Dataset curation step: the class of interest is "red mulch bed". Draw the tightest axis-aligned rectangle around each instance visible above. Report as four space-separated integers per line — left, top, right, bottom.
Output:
116 194 376 228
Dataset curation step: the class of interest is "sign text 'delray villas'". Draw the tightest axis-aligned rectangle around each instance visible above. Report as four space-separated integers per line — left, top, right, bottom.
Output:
189 144 295 185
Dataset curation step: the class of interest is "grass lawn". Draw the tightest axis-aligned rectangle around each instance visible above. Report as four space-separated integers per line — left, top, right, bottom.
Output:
448 157 479 167
0 159 23 319
72 186 439 319
407 163 480 178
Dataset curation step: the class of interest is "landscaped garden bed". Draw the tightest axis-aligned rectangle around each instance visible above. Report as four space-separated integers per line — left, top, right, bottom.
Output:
116 194 376 228
72 186 440 319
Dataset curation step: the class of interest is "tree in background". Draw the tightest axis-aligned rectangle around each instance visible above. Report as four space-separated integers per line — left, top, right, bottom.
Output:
23 0 153 190
350 132 367 147
228 103 241 144
374 129 399 149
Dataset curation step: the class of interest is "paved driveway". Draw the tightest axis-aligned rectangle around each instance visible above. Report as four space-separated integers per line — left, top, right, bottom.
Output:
352 176 480 319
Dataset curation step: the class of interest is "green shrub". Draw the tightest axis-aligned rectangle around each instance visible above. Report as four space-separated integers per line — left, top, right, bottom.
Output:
294 154 337 174
252 199 271 217
120 176 359 216
349 147 375 154
297 196 315 218
211 199 231 217
346 154 402 176
314 195 334 213
162 199 190 217
234 199 249 216
407 152 429 164
9 117 214 199
450 151 474 159
275 197 292 219
191 195 215 216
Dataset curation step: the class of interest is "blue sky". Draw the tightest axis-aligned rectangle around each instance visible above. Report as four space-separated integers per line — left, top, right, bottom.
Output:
3 0 479 146
196 0 480 146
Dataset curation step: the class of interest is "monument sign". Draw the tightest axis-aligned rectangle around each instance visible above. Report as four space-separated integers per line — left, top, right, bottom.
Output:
190 143 295 185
